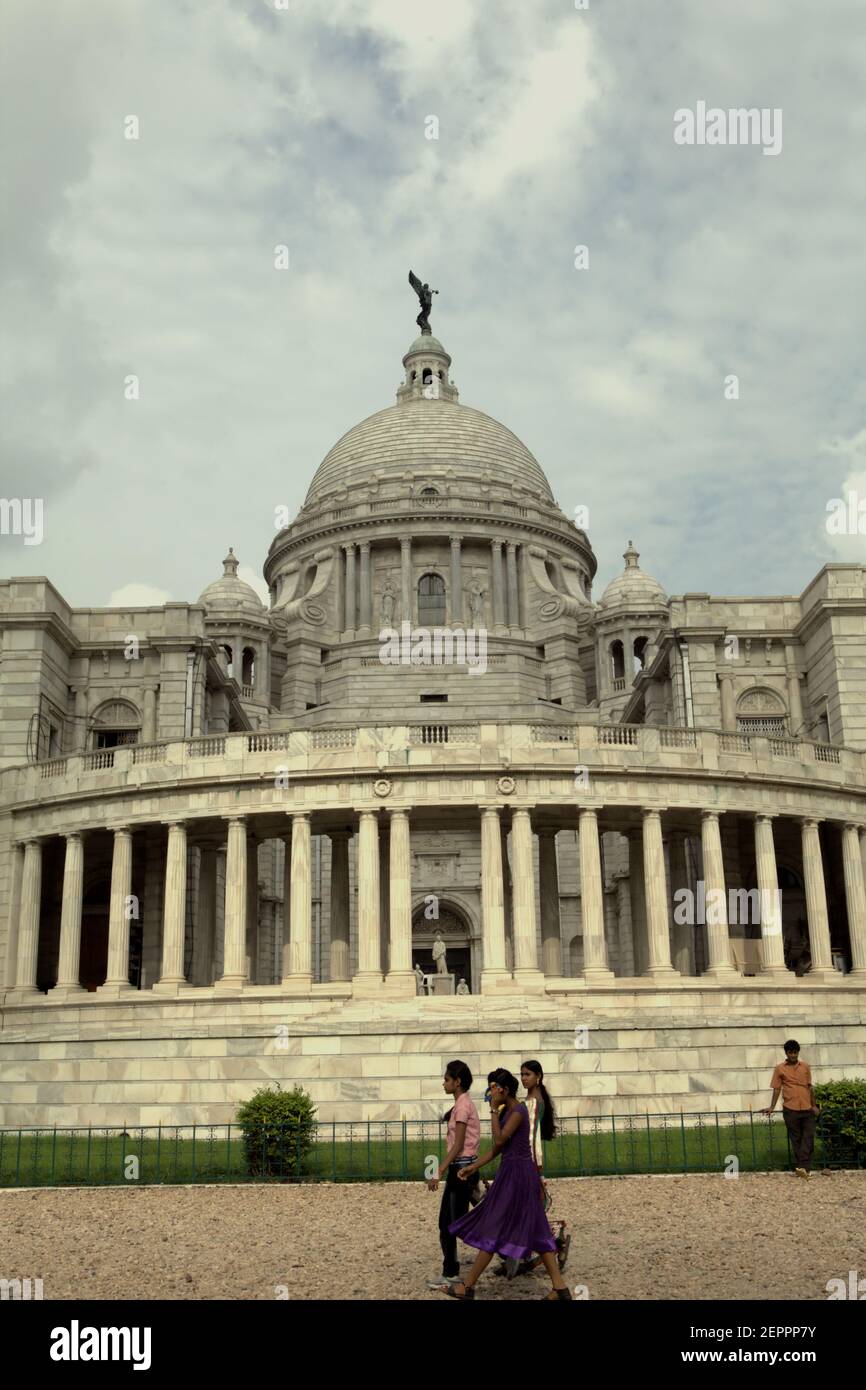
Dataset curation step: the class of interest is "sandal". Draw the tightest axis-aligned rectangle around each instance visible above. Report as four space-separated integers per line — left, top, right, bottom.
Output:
445 1281 475 1300
541 1287 573 1300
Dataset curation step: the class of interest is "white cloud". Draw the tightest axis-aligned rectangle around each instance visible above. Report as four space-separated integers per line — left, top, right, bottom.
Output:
107 582 174 608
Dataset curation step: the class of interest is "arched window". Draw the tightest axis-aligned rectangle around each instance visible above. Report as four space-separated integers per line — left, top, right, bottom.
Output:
89 699 141 750
418 573 446 626
221 644 233 677
610 640 625 682
242 647 256 687
634 636 648 669
422 367 433 385
420 486 439 497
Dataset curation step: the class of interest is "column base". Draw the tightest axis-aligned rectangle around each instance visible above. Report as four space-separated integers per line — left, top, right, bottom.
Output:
152 978 186 996
845 966 866 978
95 980 136 998
383 970 417 999
702 966 740 984
49 983 87 1001
641 967 682 982
580 967 616 985
759 965 790 980
511 968 547 993
805 967 842 983
280 973 313 995
480 969 518 994
352 971 386 998
213 974 247 993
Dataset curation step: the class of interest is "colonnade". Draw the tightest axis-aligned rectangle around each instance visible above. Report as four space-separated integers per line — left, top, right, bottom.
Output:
6 805 866 998
340 534 522 635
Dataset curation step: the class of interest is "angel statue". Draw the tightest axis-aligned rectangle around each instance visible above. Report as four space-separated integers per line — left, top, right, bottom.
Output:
408 270 439 333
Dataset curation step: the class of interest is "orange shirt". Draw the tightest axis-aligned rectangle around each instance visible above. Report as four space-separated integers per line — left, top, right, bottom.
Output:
770 1060 813 1111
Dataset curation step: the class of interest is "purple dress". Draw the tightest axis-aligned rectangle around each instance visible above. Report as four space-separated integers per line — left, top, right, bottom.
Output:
448 1103 556 1261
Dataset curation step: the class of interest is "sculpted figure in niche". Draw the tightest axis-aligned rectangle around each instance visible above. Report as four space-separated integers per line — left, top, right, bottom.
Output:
432 929 448 975
414 962 427 996
381 580 397 626
468 579 485 626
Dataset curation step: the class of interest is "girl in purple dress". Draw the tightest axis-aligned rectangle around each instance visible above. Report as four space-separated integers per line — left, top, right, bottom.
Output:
442 1069 572 1300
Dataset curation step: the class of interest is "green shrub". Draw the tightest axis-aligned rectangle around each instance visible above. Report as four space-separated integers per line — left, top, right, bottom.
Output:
814 1079 866 1168
235 1084 317 1178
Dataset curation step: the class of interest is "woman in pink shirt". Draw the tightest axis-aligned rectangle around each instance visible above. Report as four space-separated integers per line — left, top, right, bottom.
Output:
427 1060 480 1287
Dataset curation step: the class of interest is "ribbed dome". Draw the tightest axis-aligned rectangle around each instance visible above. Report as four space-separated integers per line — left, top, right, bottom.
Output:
198 548 265 614
600 541 667 610
305 398 554 503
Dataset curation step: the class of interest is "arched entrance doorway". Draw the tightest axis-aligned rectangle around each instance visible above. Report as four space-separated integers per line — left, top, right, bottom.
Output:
411 900 474 993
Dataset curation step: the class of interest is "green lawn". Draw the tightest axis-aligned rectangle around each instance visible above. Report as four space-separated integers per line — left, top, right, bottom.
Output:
2 1113 848 1188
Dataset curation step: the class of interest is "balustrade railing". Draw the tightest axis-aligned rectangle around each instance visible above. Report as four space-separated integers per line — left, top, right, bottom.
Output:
16 724 862 788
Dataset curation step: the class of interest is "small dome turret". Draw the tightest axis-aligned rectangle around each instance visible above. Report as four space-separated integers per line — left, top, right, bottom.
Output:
599 541 667 611
198 548 265 615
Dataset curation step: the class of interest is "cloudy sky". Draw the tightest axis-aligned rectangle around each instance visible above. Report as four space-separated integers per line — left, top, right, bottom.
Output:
1 0 864 608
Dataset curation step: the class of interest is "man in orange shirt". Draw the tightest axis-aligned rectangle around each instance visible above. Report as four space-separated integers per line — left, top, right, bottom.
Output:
760 1039 820 1178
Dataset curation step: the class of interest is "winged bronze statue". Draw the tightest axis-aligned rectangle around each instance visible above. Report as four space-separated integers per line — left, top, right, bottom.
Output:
408 270 438 333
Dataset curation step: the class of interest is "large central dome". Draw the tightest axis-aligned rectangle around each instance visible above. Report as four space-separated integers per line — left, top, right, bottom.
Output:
304 330 554 504
306 398 554 503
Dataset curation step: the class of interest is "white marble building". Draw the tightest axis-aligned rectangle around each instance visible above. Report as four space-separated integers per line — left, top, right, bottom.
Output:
1 325 865 1127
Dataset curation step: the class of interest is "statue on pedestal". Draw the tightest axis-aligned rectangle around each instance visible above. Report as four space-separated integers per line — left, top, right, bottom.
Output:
432 929 448 975
414 962 427 996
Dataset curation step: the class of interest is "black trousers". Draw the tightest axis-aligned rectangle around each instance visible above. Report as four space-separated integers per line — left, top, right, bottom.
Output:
439 1163 474 1277
783 1107 817 1170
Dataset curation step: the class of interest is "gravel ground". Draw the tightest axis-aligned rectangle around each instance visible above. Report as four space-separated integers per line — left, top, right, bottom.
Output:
1 1171 864 1301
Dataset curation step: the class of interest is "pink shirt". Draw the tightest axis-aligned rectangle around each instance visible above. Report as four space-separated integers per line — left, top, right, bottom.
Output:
447 1092 480 1159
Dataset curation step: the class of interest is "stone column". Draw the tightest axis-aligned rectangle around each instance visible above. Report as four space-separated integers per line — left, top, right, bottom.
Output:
191 847 217 986
358 540 372 634
480 807 510 989
491 540 506 632
842 824 866 976
328 830 350 982
628 831 647 977
510 808 545 988
386 809 415 994
284 812 312 988
99 827 134 995
538 828 562 976
615 873 634 976
800 820 835 980
73 686 88 751
3 841 24 993
280 831 292 981
579 809 614 981
449 536 463 626
785 645 804 735
344 542 356 633
699 813 738 981
142 686 157 744
215 816 247 990
246 833 259 983
753 815 787 978
335 547 345 632
668 834 693 975
54 832 86 996
719 674 736 732
642 810 677 978
353 810 382 989
15 838 43 994
400 537 412 623
506 541 520 628
154 822 188 992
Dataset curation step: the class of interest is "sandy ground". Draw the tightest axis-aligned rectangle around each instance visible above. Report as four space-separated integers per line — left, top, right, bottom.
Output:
1 1171 864 1301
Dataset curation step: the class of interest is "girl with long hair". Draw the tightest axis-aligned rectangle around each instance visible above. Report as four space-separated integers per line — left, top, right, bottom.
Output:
441 1068 572 1300
427 1060 480 1288
519 1060 570 1274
